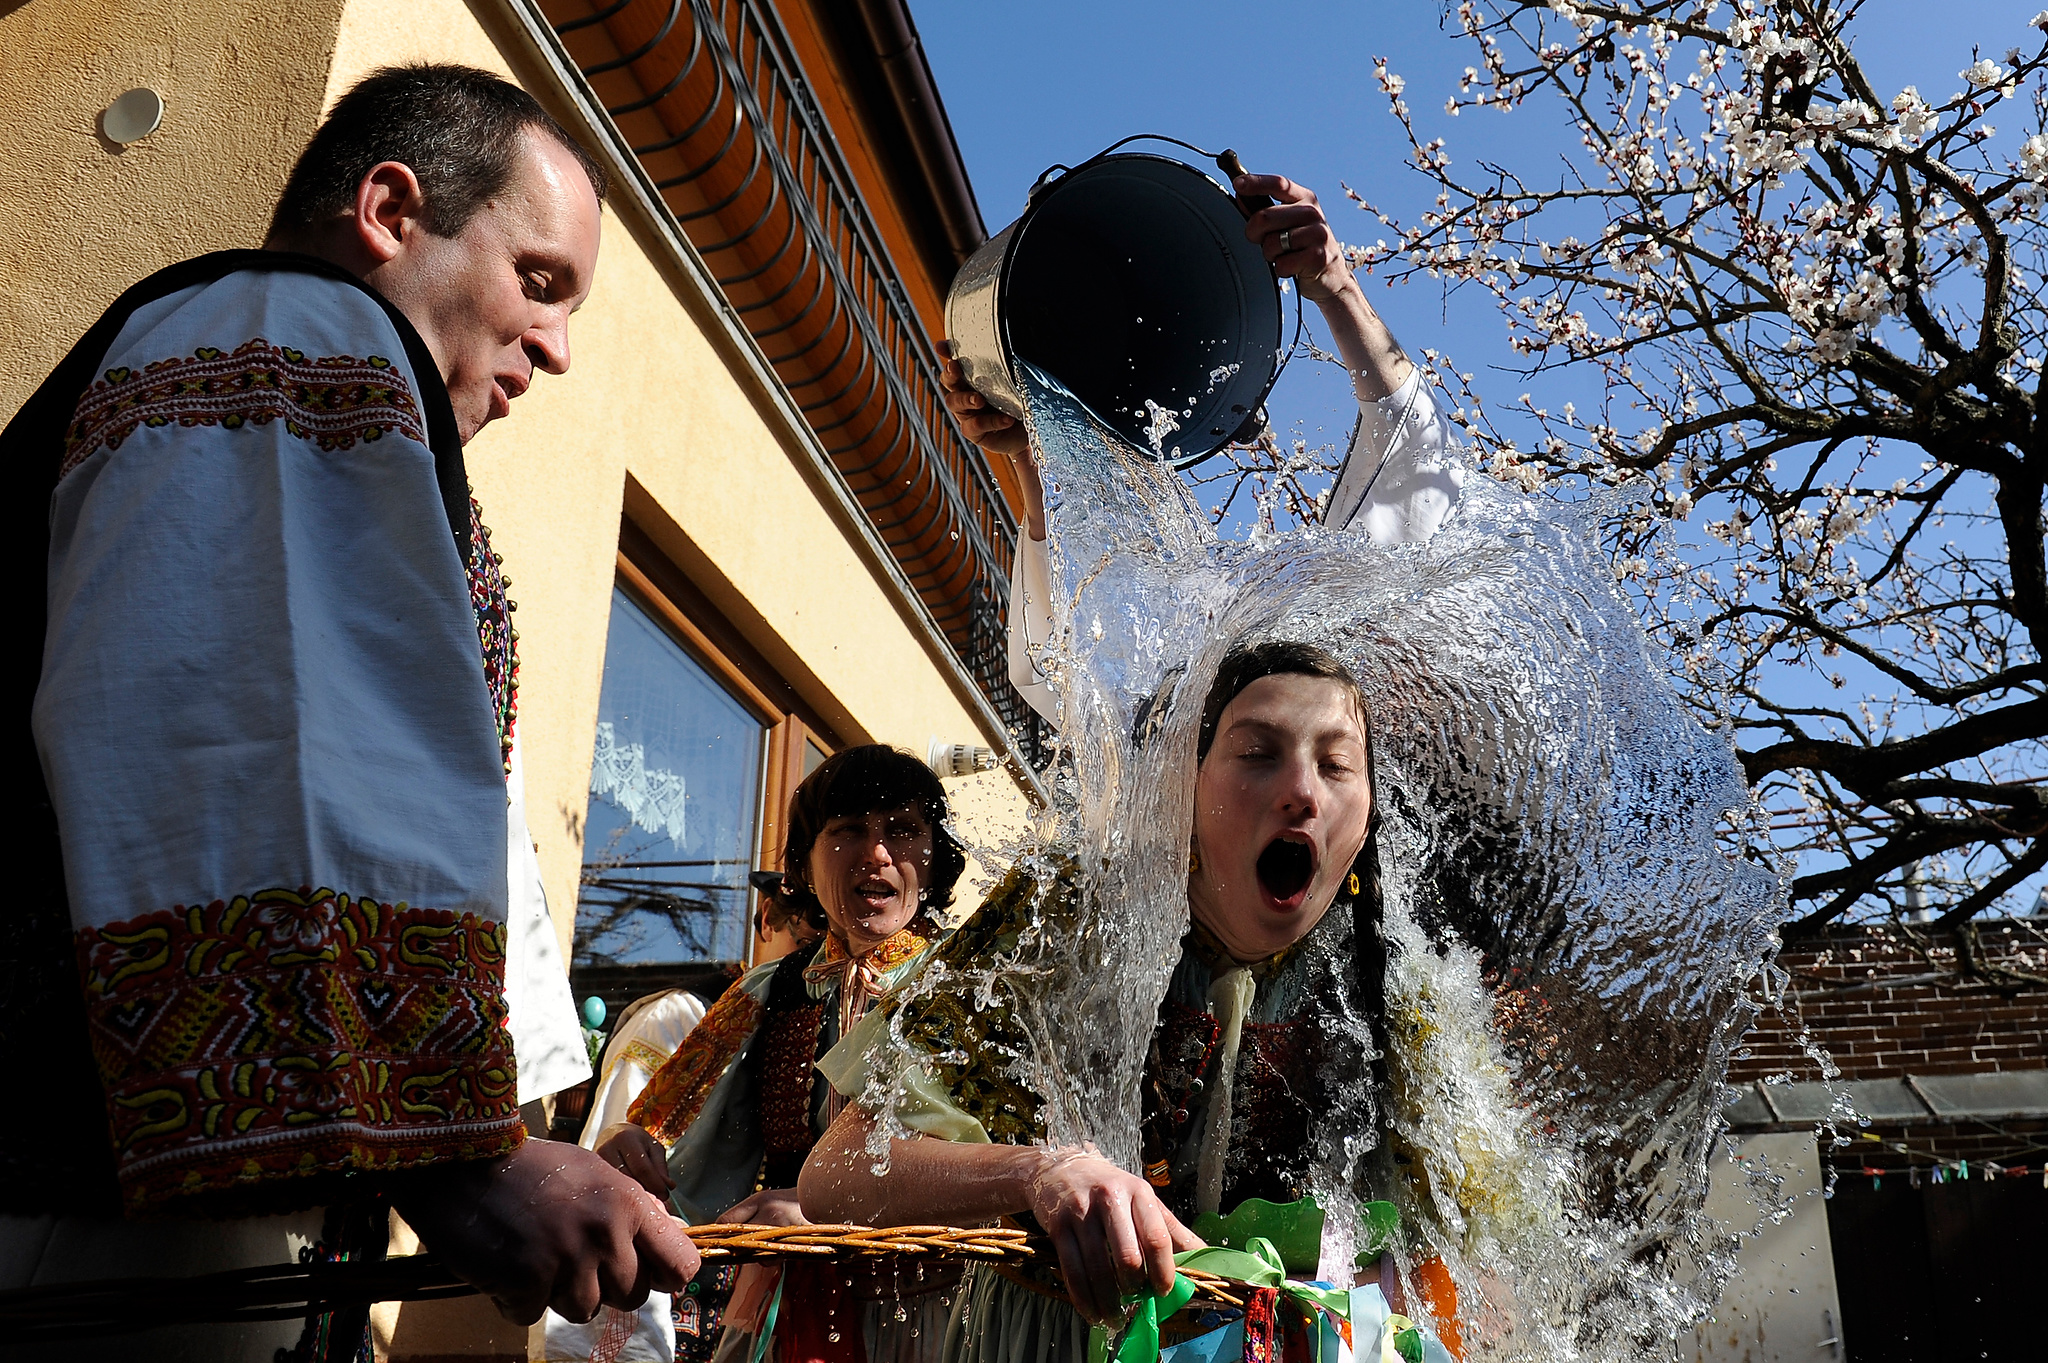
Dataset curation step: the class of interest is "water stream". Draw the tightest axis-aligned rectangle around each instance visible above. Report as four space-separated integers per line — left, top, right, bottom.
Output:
874 364 1787 1358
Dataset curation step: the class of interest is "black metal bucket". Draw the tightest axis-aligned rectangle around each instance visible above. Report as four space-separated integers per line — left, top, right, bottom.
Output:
945 152 1282 467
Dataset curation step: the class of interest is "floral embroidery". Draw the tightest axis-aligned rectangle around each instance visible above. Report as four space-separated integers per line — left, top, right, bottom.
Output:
75 887 522 1211
467 493 519 772
882 867 1081 1144
806 925 931 977
629 985 765 1144
612 1037 674 1080
59 338 427 480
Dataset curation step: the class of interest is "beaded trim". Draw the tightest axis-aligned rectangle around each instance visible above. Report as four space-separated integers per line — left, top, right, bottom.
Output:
465 490 519 772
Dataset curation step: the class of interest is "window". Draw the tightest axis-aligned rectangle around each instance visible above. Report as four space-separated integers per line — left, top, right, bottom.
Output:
575 586 766 967
571 540 841 991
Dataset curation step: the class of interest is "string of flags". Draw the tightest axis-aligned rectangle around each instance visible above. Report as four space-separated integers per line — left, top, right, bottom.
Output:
1835 1131 2046 1190
1848 1162 2041 1190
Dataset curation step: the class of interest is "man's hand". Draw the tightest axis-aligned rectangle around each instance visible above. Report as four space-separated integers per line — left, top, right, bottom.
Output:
1025 1143 1201 1327
1234 170 1412 402
392 1138 701 1326
719 1185 808 1226
939 351 1030 459
1235 173 1357 305
594 1120 675 1199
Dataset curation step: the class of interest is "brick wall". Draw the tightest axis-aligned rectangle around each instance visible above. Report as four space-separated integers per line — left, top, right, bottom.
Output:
1727 918 2048 1084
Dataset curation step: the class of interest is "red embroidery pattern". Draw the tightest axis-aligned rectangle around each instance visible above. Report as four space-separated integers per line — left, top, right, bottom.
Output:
1243 1287 1281 1363
629 986 765 1143
75 887 522 1210
59 338 427 480
756 1000 827 1170
466 494 519 771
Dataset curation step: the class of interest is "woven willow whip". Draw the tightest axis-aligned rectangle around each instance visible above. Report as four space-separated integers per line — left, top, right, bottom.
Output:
0 1221 1245 1340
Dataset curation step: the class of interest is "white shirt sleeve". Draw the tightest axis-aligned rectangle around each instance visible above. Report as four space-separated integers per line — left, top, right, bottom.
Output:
1007 531 1059 726
504 737 594 1103
1005 371 1460 731
1324 368 1463 543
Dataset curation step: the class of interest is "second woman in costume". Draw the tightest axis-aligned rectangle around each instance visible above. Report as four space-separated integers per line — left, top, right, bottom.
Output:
596 744 964 1361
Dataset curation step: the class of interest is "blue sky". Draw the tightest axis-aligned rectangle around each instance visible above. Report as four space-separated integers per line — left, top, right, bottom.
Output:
916 0 2040 475
914 0 2048 919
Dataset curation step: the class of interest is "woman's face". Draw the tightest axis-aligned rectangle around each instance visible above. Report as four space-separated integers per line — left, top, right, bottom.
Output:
807 804 934 955
1188 673 1373 962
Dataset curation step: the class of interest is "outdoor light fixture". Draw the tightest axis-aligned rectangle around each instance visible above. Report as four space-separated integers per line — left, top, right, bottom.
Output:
100 88 164 144
927 738 998 779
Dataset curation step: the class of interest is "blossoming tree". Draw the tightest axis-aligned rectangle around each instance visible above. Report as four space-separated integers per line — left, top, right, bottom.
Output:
1231 0 2047 978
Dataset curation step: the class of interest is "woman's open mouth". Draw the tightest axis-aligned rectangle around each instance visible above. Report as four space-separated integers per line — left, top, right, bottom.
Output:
854 878 899 912
1255 834 1316 909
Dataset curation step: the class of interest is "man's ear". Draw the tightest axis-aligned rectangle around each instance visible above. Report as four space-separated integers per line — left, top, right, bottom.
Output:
352 161 427 265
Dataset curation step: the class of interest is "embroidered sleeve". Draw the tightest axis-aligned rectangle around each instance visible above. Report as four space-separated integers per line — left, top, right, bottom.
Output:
35 271 519 1212
78 889 519 1209
629 981 767 1144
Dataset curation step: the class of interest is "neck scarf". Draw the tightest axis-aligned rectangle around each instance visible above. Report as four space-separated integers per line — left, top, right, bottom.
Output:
804 923 931 1121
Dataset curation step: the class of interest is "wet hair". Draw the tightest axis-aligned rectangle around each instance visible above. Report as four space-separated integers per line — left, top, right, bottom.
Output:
775 745 967 933
1196 640 1372 767
268 64 607 241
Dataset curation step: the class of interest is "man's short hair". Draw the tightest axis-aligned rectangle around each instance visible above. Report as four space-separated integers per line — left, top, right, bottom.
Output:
269 64 607 241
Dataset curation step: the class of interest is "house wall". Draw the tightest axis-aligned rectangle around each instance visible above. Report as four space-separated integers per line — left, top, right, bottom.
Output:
1728 920 2048 1082
1689 1133 1848 1363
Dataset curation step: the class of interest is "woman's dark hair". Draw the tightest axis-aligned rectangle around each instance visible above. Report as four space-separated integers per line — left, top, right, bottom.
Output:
775 745 967 933
1197 640 1372 765
268 64 607 241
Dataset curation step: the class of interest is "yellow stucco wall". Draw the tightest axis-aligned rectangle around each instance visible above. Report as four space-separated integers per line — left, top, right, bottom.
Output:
0 0 346 410
322 0 1028 948
3 0 1028 956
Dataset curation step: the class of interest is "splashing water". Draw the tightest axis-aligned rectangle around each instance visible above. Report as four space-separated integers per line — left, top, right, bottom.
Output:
874 363 1784 1358
1138 397 1182 457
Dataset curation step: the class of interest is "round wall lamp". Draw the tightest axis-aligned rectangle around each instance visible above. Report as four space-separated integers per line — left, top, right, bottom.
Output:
100 88 165 145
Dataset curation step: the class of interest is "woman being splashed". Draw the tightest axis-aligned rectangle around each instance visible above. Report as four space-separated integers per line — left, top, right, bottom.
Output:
800 644 1450 1362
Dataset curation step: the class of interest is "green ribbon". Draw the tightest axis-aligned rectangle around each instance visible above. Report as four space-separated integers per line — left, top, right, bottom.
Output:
1089 1235 1358 1363
1088 1271 1197 1363
1175 1236 1353 1323
747 1269 786 1363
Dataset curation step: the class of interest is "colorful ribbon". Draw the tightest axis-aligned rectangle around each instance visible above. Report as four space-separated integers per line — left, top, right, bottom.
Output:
1090 1235 1359 1363
1089 1271 1198 1363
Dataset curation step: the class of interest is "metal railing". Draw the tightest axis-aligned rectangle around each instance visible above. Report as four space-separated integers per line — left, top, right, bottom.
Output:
550 0 1044 762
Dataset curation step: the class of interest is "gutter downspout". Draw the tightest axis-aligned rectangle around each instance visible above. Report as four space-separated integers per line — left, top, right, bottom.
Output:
847 0 987 264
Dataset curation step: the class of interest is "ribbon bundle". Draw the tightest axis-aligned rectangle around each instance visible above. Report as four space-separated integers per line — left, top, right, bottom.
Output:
1089 1237 1430 1363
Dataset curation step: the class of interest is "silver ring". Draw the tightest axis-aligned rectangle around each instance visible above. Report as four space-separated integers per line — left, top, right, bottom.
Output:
1279 228 1292 253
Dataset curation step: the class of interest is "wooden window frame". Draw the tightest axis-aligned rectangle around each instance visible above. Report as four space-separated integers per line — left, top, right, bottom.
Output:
614 531 840 967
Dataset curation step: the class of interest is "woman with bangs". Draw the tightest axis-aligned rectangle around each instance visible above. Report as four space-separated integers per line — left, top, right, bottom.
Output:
799 644 1426 1362
593 744 967 1362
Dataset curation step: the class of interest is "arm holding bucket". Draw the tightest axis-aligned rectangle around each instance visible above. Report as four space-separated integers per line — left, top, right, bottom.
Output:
939 354 1060 723
1234 172 1463 541
1233 173 1414 404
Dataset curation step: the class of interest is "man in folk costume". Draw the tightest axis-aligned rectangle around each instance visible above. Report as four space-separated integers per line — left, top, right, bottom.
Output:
1 64 699 1358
